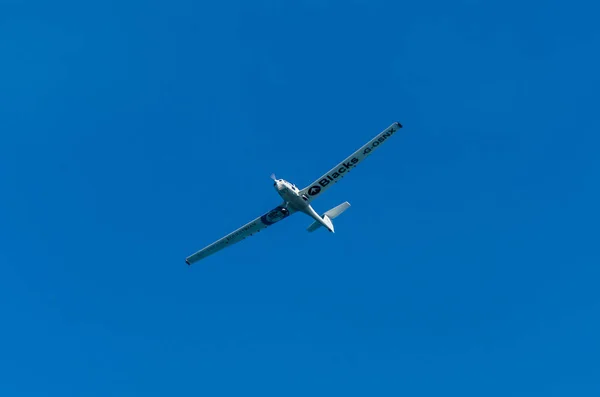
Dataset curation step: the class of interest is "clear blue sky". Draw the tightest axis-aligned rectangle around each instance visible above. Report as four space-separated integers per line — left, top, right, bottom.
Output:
1 0 599 395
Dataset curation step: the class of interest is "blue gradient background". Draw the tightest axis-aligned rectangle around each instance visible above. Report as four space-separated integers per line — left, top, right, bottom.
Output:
1 1 599 395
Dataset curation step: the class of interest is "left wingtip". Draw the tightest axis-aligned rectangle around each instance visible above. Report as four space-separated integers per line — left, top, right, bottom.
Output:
396 121 403 128
185 259 191 266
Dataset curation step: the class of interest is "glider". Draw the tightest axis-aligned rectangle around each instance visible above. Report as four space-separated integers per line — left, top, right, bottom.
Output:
185 122 403 265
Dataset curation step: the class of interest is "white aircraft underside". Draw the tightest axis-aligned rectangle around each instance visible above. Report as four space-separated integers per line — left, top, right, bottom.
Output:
185 121 403 265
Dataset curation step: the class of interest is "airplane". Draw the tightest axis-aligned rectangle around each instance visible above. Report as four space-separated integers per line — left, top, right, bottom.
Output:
185 121 403 265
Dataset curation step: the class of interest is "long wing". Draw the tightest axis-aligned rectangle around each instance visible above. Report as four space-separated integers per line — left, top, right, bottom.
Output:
299 122 402 202
185 205 295 265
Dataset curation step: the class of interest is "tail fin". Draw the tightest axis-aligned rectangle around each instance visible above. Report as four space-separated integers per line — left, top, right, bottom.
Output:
307 202 351 232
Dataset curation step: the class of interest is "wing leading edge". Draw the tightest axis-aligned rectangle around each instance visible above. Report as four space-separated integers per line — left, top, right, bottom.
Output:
299 122 402 202
185 205 295 265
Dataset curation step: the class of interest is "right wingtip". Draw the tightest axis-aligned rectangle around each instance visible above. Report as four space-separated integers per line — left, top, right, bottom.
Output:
396 121 403 128
185 259 191 266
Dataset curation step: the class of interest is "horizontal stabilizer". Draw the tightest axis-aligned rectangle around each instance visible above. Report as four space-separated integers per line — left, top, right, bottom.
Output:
324 201 350 219
307 202 350 232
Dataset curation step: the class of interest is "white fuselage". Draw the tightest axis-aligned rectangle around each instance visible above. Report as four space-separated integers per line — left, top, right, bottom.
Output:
274 180 306 209
273 179 334 232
